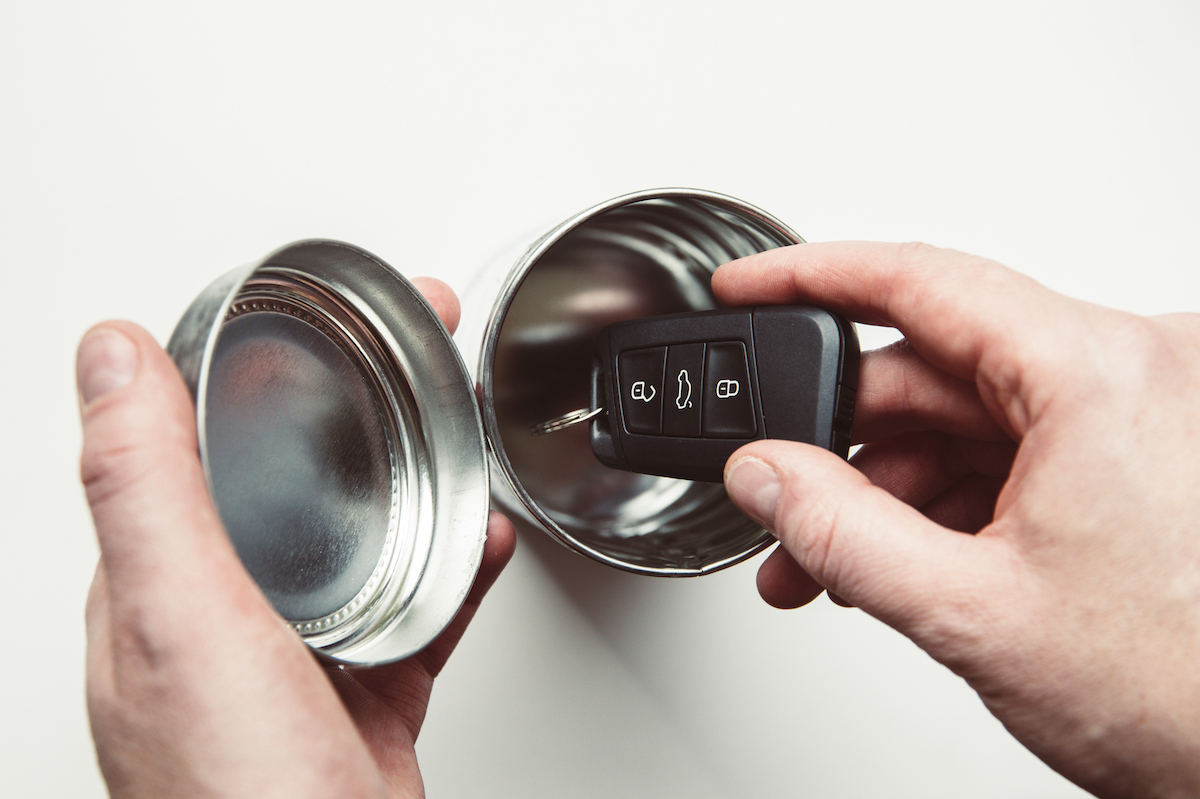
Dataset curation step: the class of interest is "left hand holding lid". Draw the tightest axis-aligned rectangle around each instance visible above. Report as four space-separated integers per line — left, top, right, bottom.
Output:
78 277 516 799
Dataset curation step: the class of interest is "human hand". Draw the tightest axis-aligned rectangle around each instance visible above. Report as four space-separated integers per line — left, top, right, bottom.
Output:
78 278 516 799
714 243 1200 799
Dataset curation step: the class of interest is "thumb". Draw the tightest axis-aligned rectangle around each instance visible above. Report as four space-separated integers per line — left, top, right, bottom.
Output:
77 322 269 625
725 440 1014 647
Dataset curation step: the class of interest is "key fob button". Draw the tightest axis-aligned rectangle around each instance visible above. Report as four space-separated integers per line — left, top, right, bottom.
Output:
702 341 757 438
662 343 704 437
617 346 667 434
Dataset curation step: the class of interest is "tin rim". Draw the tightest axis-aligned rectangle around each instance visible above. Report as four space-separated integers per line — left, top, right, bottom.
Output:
168 240 490 665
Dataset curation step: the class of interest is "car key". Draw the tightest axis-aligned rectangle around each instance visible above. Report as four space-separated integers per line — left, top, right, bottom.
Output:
533 306 860 483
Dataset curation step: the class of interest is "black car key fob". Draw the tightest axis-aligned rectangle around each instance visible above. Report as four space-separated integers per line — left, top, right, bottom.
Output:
588 306 860 482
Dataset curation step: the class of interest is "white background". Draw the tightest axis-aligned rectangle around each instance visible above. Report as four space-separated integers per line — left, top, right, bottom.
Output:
3 1 1198 796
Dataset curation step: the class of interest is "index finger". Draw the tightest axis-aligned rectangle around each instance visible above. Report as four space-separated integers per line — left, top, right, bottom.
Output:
411 276 461 335
712 241 1060 382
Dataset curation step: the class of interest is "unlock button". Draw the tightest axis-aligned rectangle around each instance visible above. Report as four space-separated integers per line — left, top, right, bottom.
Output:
617 346 666 435
703 341 757 438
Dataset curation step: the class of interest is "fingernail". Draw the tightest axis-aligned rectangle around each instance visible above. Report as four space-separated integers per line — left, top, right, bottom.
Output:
725 457 781 529
77 327 139 404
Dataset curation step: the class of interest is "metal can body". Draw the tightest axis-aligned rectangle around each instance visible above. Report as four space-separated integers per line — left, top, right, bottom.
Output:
455 188 803 576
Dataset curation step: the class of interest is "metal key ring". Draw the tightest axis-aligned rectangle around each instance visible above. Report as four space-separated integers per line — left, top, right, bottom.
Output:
530 406 606 436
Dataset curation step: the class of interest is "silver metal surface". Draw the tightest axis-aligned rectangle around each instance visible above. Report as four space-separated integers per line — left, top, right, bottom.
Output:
456 188 803 576
168 241 490 665
530 406 606 436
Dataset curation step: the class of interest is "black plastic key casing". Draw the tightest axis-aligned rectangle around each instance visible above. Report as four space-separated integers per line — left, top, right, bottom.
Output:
590 306 860 482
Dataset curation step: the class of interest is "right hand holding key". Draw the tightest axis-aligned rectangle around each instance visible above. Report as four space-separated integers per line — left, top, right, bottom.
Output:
715 242 1200 799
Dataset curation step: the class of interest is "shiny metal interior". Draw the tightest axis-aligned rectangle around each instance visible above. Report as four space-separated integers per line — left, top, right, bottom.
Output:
206 290 406 625
169 241 490 665
477 189 802 575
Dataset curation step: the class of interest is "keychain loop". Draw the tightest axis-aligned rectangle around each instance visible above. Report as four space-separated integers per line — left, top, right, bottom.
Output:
530 406 606 436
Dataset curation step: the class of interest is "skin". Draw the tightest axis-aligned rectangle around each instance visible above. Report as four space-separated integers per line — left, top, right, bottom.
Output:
78 278 516 799
717 242 1200 799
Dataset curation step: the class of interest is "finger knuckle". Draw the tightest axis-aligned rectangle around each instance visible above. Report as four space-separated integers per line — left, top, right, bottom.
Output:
780 489 849 589
885 243 988 325
893 240 942 264
80 435 150 510
80 399 194 510
1030 311 1170 416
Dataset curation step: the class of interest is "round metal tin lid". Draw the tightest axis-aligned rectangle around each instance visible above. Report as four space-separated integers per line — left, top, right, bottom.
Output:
168 240 489 666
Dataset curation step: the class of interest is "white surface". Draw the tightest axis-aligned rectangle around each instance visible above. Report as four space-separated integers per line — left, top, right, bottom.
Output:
2 1 1197 796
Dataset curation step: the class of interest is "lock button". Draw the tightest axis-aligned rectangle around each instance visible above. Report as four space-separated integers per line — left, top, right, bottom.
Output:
702 341 757 438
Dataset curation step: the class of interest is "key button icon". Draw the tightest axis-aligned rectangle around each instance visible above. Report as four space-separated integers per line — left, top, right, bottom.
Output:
617 347 666 435
703 341 756 437
662 343 704 437
715 379 740 398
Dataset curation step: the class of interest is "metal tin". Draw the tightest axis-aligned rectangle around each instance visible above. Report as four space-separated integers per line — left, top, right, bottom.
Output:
455 188 803 576
170 189 803 662
168 241 489 666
